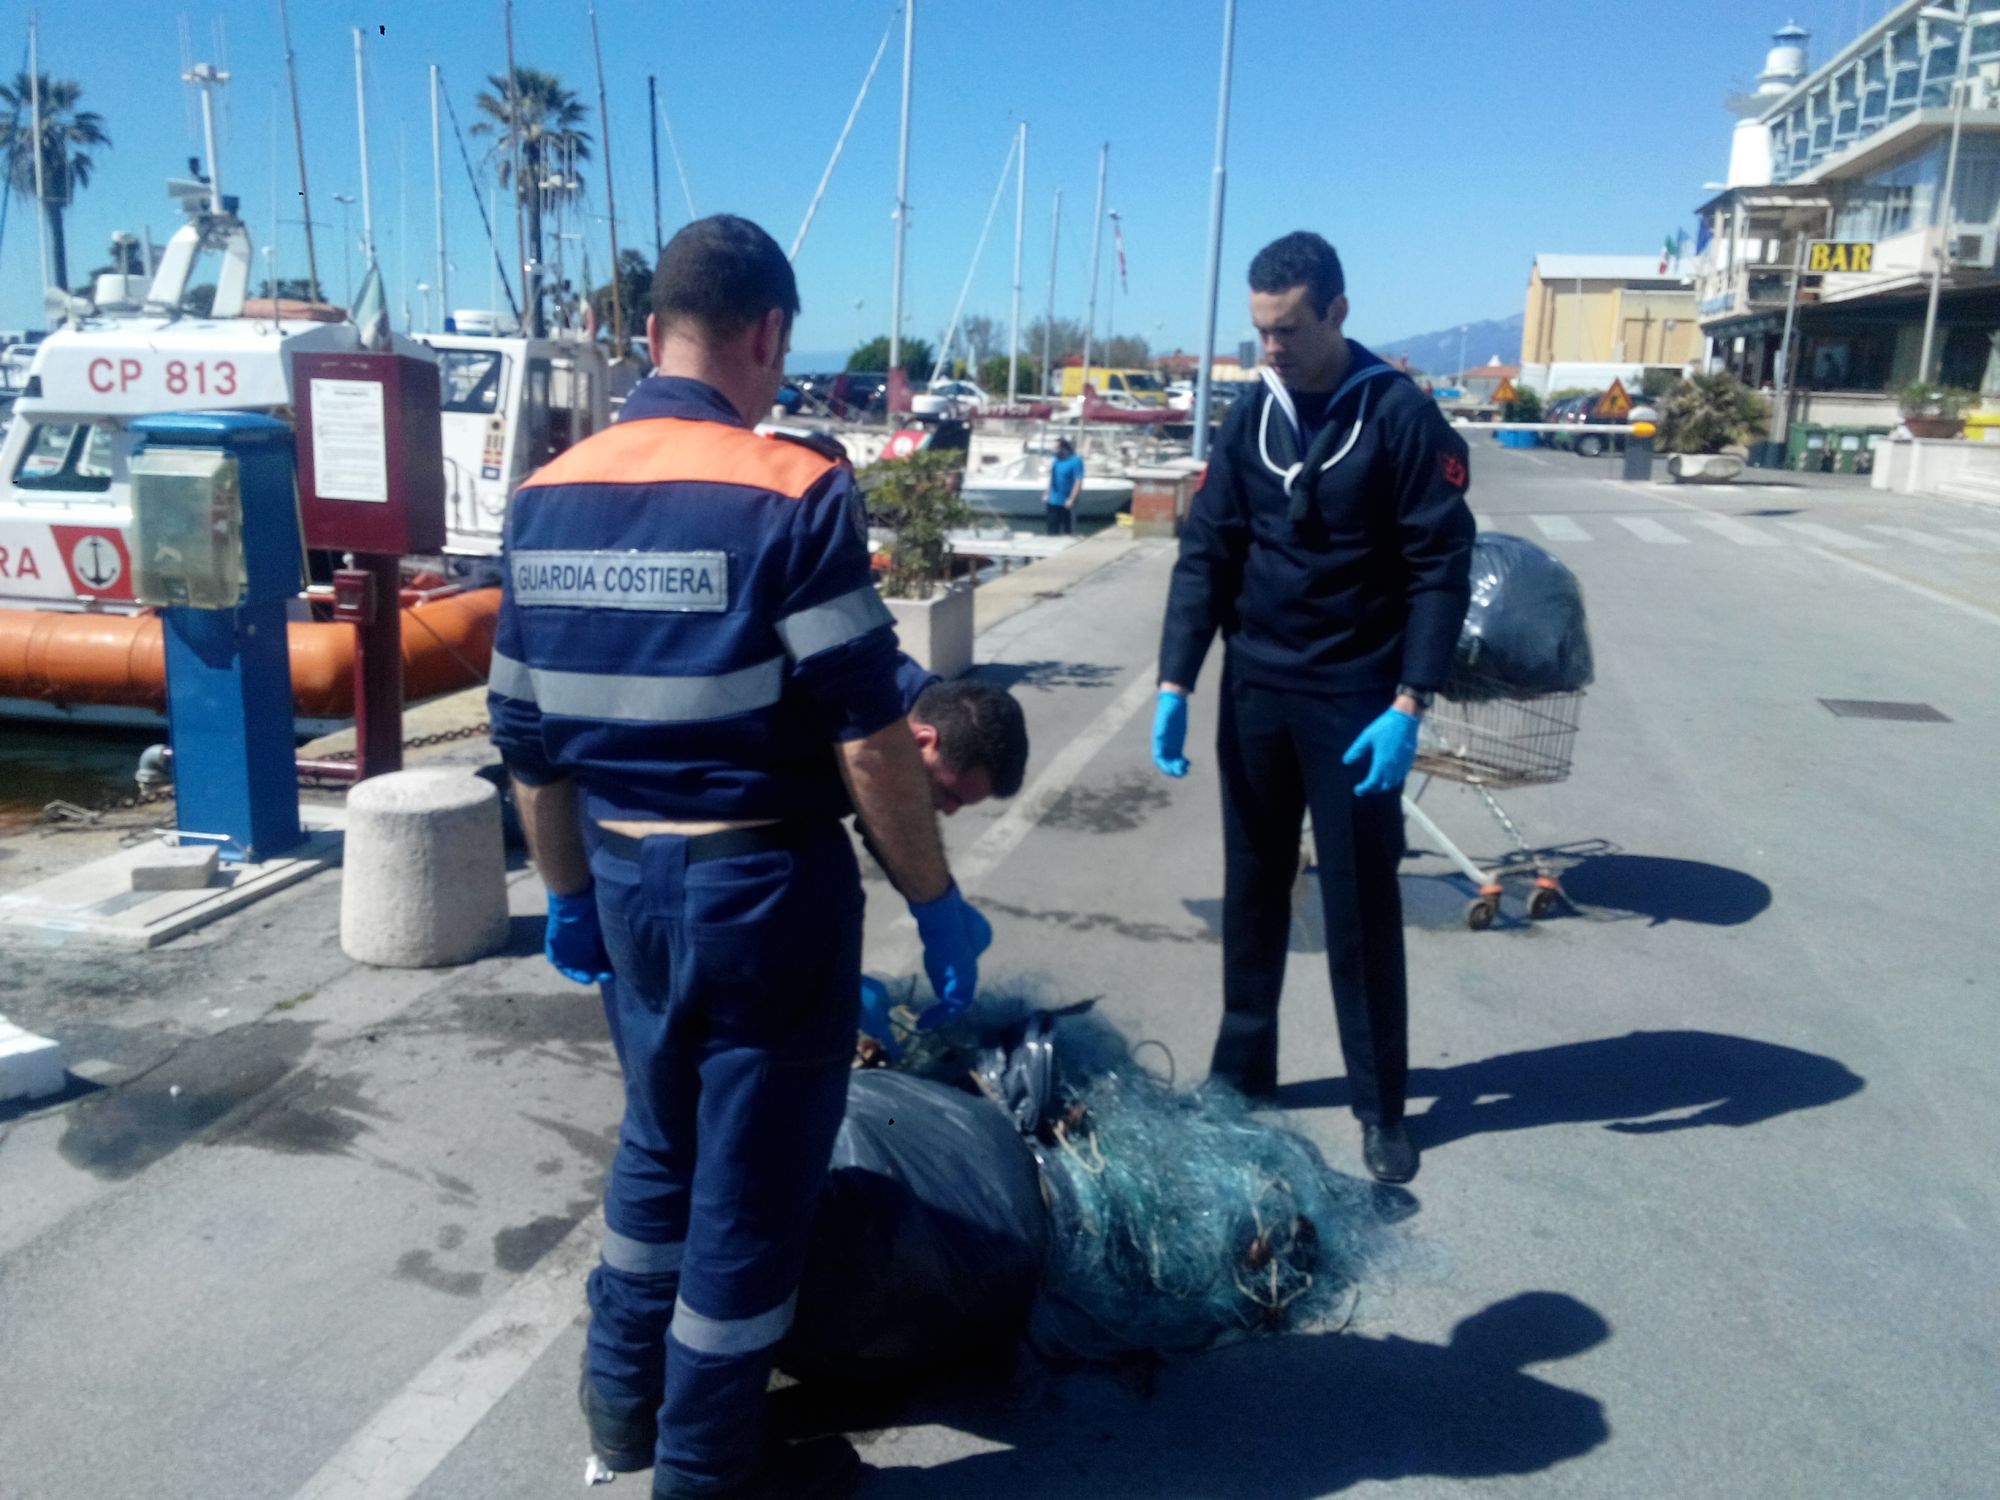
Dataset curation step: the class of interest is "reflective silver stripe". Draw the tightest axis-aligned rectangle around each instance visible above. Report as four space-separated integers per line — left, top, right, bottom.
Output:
668 1290 798 1357
488 650 537 704
774 585 893 662
601 1228 684 1276
502 656 784 724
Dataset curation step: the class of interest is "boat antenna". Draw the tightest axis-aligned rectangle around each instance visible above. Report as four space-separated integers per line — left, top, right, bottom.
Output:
431 64 447 326
789 1 898 264
587 0 624 349
1192 0 1237 463
351 28 375 261
656 89 697 223
1042 186 1061 397
438 74 521 323
28 17 53 300
276 0 322 299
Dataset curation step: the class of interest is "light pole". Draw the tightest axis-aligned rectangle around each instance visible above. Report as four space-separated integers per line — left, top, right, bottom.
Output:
1916 6 2000 383
1457 324 1469 384
332 193 356 303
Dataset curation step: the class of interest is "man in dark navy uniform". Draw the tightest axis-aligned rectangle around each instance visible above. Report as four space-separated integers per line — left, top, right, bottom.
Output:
490 215 988 1498
1153 232 1475 1185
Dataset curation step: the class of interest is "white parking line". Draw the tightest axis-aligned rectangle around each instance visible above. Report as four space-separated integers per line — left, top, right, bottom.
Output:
1864 524 1978 555
288 1211 604 1500
1610 516 1688 544
1529 515 1591 542
1775 521 1881 550
1685 515 1781 547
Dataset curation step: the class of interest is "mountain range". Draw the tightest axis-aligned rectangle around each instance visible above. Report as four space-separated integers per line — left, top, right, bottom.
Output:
1372 312 1525 378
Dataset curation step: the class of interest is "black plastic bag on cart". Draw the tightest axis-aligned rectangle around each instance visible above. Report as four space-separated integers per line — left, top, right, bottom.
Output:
781 1069 1048 1385
1445 532 1594 701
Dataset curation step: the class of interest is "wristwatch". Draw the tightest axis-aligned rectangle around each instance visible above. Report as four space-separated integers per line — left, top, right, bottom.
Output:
1395 684 1435 712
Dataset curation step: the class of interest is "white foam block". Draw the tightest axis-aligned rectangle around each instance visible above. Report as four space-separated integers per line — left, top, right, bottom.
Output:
0 1017 66 1102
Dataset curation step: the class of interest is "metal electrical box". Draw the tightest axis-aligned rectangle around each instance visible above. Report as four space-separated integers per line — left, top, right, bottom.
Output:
292 349 446 554
128 447 245 609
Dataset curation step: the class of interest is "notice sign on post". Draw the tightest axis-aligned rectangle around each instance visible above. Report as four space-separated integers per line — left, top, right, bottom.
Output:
308 378 389 503
1807 241 1874 274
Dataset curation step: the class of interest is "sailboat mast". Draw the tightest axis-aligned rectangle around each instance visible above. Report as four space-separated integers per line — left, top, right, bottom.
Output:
352 28 375 258
1042 187 1060 397
277 0 321 297
649 74 662 257
888 0 913 375
432 64 447 327
1192 0 1238 462
1080 143 1107 394
1009 120 1026 401
503 0 534 335
588 1 624 347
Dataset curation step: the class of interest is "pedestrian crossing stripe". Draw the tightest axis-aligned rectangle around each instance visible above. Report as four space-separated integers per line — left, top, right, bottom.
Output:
1505 513 2000 553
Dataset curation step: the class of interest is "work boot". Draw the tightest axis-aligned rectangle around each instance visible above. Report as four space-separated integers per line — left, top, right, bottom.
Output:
578 1367 657 1474
1362 1121 1418 1184
653 1436 866 1500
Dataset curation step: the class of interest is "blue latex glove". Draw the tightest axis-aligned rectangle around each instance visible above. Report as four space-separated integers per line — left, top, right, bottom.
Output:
907 880 984 1029
1152 690 1190 778
1342 708 1420 796
545 886 615 985
858 976 903 1059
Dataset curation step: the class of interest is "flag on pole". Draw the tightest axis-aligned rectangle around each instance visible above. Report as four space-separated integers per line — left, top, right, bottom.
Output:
350 261 391 351
1660 230 1687 274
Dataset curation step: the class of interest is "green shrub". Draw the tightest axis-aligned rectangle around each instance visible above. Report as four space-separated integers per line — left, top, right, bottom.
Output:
865 448 971 600
1659 372 1770 454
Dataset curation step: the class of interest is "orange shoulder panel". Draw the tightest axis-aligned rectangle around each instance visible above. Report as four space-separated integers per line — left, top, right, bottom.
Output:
516 418 839 498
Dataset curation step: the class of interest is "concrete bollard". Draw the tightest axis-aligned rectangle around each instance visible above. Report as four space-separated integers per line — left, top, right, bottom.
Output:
340 768 510 967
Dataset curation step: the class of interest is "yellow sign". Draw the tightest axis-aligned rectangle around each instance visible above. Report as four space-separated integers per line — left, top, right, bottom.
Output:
1491 378 1518 405
1807 240 1875 274
1593 379 1632 420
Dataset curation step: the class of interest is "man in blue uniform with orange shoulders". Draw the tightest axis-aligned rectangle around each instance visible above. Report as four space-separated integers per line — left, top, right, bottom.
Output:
489 215 988 1498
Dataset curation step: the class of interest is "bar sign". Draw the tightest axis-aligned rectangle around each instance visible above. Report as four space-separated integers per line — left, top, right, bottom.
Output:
1807 241 1874 273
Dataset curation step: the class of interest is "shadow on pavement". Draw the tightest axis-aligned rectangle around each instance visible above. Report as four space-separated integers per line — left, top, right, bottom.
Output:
1559 853 1772 926
788 1291 1610 1498
1278 1030 1863 1148
973 659 1123 693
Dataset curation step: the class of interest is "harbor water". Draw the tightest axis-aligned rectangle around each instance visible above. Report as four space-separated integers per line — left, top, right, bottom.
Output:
0 725 159 833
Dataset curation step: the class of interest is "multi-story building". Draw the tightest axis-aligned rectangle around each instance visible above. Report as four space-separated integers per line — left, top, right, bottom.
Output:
1520 255 1701 395
1695 5 2000 430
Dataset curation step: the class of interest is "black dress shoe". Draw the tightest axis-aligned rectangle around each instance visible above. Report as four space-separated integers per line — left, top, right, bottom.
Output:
1362 1121 1418 1184
578 1366 656 1474
654 1436 866 1500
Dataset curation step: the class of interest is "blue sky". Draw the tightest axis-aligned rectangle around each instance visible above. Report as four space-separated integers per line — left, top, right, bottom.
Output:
2 0 1890 362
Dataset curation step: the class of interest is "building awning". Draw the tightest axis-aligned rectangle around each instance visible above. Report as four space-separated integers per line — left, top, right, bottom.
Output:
1701 313 1784 340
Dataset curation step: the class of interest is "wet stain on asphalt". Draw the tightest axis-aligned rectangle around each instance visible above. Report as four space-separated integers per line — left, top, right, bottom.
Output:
396 1249 484 1298
451 990 615 1065
976 898 1220 947
433 1170 476 1197
1041 773 1173 835
437 1224 467 1251
208 1069 387 1156
57 1019 319 1180
534 1157 565 1176
493 1197 597 1272
526 1113 619 1168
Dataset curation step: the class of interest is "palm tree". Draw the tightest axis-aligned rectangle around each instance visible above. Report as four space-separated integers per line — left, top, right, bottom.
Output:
0 73 110 292
471 68 590 335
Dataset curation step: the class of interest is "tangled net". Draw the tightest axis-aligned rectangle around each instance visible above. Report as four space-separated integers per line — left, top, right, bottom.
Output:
869 990 1388 1364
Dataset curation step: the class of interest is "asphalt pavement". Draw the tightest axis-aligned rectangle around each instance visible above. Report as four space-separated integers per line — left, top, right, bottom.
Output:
2 444 1996 1498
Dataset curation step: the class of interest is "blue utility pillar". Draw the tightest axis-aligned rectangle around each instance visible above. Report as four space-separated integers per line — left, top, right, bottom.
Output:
128 413 304 862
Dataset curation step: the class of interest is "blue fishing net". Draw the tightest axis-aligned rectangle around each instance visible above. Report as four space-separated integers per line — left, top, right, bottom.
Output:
862 988 1390 1365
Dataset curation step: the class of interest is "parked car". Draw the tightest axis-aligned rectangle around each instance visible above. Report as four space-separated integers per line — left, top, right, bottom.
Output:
1545 393 1624 454
826 371 890 419
911 378 989 420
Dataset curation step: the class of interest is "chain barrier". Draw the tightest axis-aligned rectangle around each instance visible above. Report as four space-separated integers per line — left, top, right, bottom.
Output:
22 721 495 835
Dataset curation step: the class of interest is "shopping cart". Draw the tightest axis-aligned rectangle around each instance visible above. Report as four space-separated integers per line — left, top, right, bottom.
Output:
1402 685 1584 930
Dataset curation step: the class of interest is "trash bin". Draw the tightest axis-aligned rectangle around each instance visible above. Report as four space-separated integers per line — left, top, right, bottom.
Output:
1964 409 2000 444
1786 423 1831 472
1825 427 1888 475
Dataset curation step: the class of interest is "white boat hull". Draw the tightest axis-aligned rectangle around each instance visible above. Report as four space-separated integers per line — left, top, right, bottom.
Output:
959 476 1133 521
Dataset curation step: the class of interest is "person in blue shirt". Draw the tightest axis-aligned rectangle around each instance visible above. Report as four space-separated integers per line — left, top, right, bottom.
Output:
1045 437 1083 536
489 215 989 1499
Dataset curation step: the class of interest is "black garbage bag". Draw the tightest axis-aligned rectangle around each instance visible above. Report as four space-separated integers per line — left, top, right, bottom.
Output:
1446 533 1594 701
781 1070 1048 1385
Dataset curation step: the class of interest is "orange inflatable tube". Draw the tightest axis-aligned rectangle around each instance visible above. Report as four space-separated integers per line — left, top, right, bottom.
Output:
0 587 499 718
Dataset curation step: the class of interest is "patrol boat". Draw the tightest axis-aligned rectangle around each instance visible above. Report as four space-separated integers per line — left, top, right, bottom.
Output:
0 180 603 728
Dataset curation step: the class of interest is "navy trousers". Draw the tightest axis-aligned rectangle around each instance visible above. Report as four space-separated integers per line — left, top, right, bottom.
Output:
1211 665 1409 1122
582 819 861 1492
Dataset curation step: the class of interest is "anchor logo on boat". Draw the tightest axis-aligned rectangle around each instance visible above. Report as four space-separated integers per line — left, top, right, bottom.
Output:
69 534 124 592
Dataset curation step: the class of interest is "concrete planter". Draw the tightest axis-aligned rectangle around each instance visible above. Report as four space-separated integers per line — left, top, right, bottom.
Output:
1666 453 1745 483
885 582 974 679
